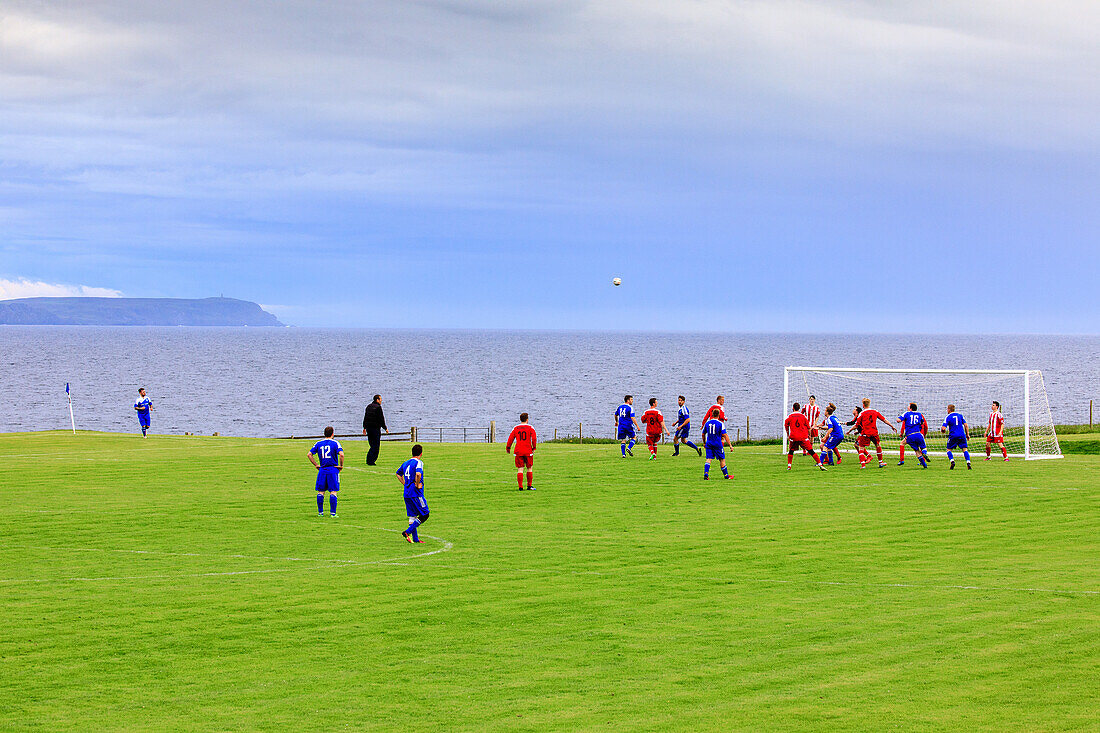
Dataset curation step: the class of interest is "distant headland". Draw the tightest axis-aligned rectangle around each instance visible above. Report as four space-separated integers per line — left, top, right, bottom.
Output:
0 297 284 326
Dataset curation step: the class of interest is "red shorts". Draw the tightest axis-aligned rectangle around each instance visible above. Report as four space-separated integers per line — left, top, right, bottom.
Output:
646 433 661 448
787 438 811 453
514 454 533 469
809 428 819 438
857 434 880 448
986 435 1004 443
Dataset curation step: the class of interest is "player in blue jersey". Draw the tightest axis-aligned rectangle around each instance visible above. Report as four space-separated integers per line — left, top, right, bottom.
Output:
396 444 428 543
671 396 702 457
307 426 344 517
615 395 641 457
701 408 733 480
819 403 844 465
134 387 152 437
896 403 930 468
940 404 972 470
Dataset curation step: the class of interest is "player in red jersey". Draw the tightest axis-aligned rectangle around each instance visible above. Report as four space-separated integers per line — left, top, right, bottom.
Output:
848 397 895 468
800 395 822 454
785 402 826 471
640 398 669 460
703 395 726 428
985 401 1008 461
505 412 537 490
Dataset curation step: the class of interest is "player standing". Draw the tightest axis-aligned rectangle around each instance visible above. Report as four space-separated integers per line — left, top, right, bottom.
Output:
941 404 972 470
615 395 640 457
800 395 822 454
849 398 895 468
785 403 826 471
640 398 669 460
702 395 726 436
506 413 537 490
701 408 733 480
397 444 429 543
819 403 844 465
671 396 702 456
896 403 930 468
986 401 1009 461
307 426 344 517
134 387 152 438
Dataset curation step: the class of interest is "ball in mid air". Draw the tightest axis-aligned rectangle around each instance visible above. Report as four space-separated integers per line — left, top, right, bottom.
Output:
612 277 622 286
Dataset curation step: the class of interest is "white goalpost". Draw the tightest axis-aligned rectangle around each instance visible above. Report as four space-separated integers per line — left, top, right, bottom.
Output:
783 367 1063 460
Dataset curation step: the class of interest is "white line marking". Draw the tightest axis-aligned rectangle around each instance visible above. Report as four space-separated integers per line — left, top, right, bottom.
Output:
0 526 453 585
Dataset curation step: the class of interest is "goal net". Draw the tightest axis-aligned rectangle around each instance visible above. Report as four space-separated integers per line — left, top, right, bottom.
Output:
783 368 1062 460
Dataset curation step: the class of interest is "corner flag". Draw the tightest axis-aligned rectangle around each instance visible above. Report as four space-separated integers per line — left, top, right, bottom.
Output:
66 383 76 434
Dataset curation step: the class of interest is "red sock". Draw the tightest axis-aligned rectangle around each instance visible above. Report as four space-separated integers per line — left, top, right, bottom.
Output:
527 471 534 487
1002 446 1008 458
517 472 524 488
986 446 991 457
787 455 793 467
899 444 906 461
876 447 883 461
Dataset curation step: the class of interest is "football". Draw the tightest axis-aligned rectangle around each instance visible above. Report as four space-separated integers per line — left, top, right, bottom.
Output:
612 277 622 286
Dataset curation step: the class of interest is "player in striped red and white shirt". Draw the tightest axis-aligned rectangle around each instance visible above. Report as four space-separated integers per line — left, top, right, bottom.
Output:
800 396 822 455
985 401 1008 461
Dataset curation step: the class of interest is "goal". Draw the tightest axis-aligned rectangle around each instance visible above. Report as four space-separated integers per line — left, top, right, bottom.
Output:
783 367 1062 460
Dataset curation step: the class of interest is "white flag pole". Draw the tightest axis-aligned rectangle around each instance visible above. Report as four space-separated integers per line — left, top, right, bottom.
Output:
67 383 76 434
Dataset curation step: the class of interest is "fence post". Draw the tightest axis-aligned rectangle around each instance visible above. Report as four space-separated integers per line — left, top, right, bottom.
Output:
411 426 417 442
1091 399 1094 427
737 428 740 442
579 422 583 444
554 428 558 440
746 416 750 441
439 427 443 442
489 420 495 443
463 427 467 442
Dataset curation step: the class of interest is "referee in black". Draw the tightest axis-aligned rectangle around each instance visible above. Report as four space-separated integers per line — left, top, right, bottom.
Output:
362 394 388 466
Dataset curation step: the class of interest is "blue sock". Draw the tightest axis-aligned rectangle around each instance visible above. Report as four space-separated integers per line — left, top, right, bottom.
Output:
686 441 698 451
628 439 635 452
316 494 324 513
673 443 679 455
721 465 729 477
406 517 420 537
947 450 954 462
329 493 337 514
621 443 626 456
963 450 971 462
704 463 710 478
919 456 927 467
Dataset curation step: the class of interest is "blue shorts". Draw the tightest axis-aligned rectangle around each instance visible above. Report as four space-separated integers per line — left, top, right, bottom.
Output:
315 466 340 492
946 436 968 450
905 434 927 451
824 435 843 451
705 445 725 461
404 495 429 519
138 413 151 427
617 426 636 440
674 423 690 439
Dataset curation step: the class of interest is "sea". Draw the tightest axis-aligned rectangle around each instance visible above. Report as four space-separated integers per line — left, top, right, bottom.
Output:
0 328 1096 440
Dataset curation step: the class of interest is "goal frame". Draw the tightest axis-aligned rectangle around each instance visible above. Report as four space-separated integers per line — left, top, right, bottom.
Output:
782 366 1063 460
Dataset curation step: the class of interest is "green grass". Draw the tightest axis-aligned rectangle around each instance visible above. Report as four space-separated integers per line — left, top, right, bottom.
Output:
1 431 1098 732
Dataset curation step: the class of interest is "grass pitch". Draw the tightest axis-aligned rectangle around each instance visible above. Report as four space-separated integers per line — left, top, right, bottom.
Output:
1 431 1098 732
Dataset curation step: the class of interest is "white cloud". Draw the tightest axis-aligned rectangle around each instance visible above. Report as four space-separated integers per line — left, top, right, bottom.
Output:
0 278 123 299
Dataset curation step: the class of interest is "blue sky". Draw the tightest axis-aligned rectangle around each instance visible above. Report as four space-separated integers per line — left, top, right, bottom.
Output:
1 1 1097 332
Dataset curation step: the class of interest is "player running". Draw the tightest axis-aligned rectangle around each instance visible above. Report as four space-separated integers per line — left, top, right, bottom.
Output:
671 396 702 457
506 413 537 490
397 444 429 543
896 403 930 468
785 402 826 471
800 395 822 454
819 403 844 465
848 398 895 468
615 395 641 457
701 408 733 480
307 426 344 517
134 387 152 438
640 398 669 460
986 401 1009 461
941 404 972 470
